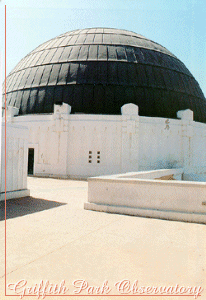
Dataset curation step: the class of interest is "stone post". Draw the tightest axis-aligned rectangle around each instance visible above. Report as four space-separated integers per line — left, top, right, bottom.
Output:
52 103 71 176
177 109 194 174
121 103 139 173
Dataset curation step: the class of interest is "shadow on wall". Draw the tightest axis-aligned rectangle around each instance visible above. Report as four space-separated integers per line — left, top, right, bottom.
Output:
0 197 67 221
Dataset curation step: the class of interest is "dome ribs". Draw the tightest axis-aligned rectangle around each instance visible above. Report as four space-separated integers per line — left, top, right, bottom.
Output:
3 27 206 123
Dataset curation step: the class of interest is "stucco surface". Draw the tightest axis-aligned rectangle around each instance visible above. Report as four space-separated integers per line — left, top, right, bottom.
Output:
9 106 206 178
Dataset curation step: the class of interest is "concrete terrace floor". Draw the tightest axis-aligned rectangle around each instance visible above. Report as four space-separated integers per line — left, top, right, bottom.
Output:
0 176 206 300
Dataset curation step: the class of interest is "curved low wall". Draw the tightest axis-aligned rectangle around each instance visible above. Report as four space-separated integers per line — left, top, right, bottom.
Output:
84 169 206 224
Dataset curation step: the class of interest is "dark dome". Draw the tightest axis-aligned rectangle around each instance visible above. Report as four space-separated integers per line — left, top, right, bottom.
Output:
3 27 206 122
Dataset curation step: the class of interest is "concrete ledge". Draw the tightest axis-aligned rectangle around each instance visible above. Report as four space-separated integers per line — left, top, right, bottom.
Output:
85 169 206 224
117 168 183 180
88 176 206 187
0 189 30 201
84 202 206 224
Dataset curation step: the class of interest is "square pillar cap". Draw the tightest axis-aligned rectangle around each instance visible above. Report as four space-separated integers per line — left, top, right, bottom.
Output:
54 103 71 114
4 106 19 117
121 103 139 115
177 109 193 121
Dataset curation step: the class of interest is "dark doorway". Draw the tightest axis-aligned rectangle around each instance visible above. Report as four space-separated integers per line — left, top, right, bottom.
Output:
28 148 34 175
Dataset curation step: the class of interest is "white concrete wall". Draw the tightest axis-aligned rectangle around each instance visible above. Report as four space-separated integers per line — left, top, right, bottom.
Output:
85 170 206 224
67 115 122 177
138 117 183 171
0 123 30 200
7 104 206 179
10 111 124 178
192 122 206 173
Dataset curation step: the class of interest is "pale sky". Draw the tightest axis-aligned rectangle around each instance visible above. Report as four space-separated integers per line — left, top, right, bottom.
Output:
0 0 206 95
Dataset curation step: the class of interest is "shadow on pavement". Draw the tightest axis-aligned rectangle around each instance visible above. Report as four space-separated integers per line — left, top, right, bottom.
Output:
0 197 67 221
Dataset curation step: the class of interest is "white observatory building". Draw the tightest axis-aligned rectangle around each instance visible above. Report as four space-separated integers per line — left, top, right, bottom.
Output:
2 28 206 180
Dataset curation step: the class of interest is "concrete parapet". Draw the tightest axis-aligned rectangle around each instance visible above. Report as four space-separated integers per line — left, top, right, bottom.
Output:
85 169 206 224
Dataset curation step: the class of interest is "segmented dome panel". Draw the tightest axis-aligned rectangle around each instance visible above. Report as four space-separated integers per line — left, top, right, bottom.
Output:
3 28 206 122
